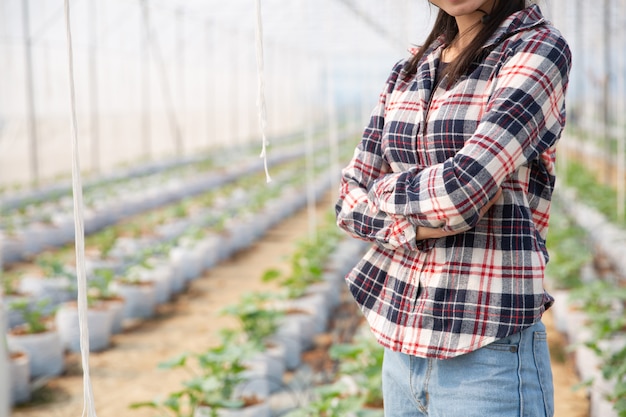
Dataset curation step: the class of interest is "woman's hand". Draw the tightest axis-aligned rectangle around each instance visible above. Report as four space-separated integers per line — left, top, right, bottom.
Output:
415 188 503 240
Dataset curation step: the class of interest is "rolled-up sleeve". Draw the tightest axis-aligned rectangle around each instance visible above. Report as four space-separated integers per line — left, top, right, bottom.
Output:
335 61 419 251
368 30 571 233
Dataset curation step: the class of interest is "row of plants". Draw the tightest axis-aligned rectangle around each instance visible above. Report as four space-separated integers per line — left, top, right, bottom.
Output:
0 129 312 213
547 155 626 417
2 143 342 304
1 128 350 265
1 146 342 408
284 329 384 417
129 213 375 417
561 160 626 227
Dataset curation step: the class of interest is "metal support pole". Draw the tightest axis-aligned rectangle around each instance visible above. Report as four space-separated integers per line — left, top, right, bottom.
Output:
21 0 39 187
213 23 222 149
205 20 214 149
88 0 100 174
602 0 611 184
231 27 240 147
326 60 340 195
176 8 185 152
304 57 317 241
141 2 151 160
140 0 182 157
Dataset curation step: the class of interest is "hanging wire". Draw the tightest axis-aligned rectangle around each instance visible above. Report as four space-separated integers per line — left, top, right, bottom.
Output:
62 1 97 416
255 0 271 183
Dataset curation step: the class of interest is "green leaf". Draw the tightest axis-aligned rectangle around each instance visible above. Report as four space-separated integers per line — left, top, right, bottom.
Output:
158 353 190 370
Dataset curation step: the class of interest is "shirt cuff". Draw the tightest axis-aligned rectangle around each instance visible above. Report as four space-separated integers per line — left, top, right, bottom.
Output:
379 216 418 252
368 173 400 215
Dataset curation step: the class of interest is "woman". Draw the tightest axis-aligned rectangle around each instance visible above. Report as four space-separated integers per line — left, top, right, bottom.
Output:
335 0 571 416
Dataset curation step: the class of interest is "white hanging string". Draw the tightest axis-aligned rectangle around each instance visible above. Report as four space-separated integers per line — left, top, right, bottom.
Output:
254 0 271 183
63 1 97 416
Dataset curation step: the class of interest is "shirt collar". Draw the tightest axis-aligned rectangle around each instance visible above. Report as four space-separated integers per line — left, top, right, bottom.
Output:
408 4 547 58
483 3 546 49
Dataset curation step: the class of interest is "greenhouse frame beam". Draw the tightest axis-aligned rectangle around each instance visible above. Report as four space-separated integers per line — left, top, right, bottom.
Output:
334 0 405 50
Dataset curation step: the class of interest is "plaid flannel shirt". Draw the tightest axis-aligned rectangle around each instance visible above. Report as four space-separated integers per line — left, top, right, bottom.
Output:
335 5 571 359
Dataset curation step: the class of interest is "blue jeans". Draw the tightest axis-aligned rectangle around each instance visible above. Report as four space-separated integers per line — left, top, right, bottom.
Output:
382 321 554 417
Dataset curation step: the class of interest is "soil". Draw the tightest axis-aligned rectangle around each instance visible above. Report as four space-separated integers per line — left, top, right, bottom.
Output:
10 194 590 417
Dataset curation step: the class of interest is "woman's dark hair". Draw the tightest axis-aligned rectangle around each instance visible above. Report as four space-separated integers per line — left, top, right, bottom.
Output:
404 0 528 85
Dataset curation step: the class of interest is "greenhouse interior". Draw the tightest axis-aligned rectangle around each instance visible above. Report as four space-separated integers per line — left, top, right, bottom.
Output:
1 0 625 416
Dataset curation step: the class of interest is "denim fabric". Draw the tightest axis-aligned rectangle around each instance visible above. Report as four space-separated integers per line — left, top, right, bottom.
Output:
382 320 554 416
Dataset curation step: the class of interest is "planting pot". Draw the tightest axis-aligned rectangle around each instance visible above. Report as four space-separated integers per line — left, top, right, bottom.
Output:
587 335 626 417
1 235 24 264
18 223 49 257
55 302 114 352
549 289 571 334
0 305 10 415
9 350 31 405
268 331 301 371
19 274 76 313
196 234 221 271
6 328 64 378
130 260 174 305
235 361 270 401
2 293 35 331
154 219 189 243
107 237 148 264
85 258 124 278
285 294 329 335
246 343 287 393
590 375 618 417
166 258 186 295
276 312 317 353
103 298 125 334
327 239 368 277
572 325 598 384
110 280 157 321
194 400 271 417
170 244 202 282
321 269 345 288
224 219 254 253
48 213 76 246
306 281 341 312
189 242 209 280
564 308 588 346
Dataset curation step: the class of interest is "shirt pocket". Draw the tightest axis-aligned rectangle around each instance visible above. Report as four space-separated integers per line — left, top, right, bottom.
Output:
381 119 422 172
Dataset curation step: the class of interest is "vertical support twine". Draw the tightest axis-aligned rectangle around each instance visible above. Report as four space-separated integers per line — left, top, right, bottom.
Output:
255 0 271 183
63 1 97 416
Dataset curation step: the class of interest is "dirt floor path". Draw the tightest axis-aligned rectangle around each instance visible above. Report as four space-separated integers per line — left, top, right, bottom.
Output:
11 193 590 417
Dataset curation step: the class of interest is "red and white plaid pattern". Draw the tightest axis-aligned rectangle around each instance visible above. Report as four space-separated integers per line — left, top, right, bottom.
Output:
335 5 571 359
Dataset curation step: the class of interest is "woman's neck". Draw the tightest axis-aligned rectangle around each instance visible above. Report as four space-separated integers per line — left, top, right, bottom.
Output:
442 11 486 62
